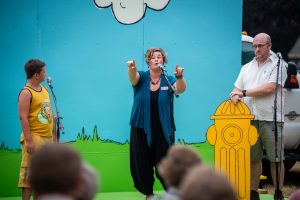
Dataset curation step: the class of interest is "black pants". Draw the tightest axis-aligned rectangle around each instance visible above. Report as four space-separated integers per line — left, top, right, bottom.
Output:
130 126 170 195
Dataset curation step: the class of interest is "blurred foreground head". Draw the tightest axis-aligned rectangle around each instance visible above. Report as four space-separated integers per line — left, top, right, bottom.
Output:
30 143 84 198
77 163 99 200
158 145 202 187
289 189 300 200
180 165 237 200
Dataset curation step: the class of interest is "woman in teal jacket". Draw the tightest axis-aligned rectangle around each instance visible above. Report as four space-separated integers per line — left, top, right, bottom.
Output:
127 48 186 199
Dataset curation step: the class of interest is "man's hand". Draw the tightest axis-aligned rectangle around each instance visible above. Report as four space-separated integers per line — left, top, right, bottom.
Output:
230 91 243 104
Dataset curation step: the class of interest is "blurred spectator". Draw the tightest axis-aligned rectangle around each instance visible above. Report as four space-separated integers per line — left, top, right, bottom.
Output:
289 189 300 200
30 143 99 200
150 145 202 200
77 163 99 200
179 165 237 200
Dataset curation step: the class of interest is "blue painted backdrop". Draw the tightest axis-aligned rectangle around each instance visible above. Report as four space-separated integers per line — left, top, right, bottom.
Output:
0 0 242 149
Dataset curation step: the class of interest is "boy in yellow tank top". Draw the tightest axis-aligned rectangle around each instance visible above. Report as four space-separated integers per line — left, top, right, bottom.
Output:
18 59 56 200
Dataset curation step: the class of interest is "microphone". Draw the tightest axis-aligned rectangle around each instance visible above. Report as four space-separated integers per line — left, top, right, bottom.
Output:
276 52 282 59
47 77 52 87
158 64 166 72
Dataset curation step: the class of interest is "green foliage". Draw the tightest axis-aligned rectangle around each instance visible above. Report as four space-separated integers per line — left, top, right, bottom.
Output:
93 125 99 142
0 142 9 150
75 125 127 145
0 126 214 197
76 126 100 142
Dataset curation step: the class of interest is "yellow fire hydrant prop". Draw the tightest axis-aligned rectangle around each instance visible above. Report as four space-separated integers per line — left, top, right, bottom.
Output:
206 100 258 200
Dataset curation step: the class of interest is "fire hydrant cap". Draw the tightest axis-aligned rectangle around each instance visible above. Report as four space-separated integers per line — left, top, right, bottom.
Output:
211 100 254 119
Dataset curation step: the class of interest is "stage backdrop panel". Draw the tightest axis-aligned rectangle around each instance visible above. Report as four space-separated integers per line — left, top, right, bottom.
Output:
0 0 242 196
0 0 242 149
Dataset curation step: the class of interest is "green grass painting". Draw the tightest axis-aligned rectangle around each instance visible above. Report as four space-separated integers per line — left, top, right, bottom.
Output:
0 127 214 197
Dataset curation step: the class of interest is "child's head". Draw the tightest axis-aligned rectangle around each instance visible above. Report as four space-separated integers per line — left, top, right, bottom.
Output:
158 145 202 187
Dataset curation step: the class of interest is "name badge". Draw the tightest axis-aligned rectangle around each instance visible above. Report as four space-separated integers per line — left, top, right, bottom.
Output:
160 86 169 91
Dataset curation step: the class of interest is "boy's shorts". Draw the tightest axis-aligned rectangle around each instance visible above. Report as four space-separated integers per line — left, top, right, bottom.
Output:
18 134 52 188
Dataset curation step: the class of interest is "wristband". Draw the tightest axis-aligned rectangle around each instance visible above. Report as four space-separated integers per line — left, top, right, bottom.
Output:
242 90 247 97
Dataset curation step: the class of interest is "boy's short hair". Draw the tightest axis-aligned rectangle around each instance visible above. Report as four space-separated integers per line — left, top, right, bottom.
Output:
24 59 45 79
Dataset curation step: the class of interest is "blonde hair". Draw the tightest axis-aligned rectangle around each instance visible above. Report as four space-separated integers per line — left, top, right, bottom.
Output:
144 48 168 65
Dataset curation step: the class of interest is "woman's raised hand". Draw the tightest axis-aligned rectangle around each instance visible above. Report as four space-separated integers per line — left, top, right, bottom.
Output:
127 60 136 71
174 64 184 78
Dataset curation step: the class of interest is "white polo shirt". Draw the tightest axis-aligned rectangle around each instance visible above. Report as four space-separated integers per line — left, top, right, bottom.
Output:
234 53 287 121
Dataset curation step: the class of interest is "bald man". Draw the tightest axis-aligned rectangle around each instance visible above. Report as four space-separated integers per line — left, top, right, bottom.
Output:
230 33 286 200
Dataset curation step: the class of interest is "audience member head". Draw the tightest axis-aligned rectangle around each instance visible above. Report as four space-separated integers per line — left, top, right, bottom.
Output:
158 145 202 188
76 163 99 200
289 189 300 200
180 165 237 200
30 143 84 198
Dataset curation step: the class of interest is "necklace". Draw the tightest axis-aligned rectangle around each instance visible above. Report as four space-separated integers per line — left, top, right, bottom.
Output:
150 78 160 85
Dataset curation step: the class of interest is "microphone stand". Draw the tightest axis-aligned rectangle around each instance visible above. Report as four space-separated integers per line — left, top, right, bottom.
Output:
48 80 65 142
160 67 179 144
273 53 282 200
160 67 179 98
